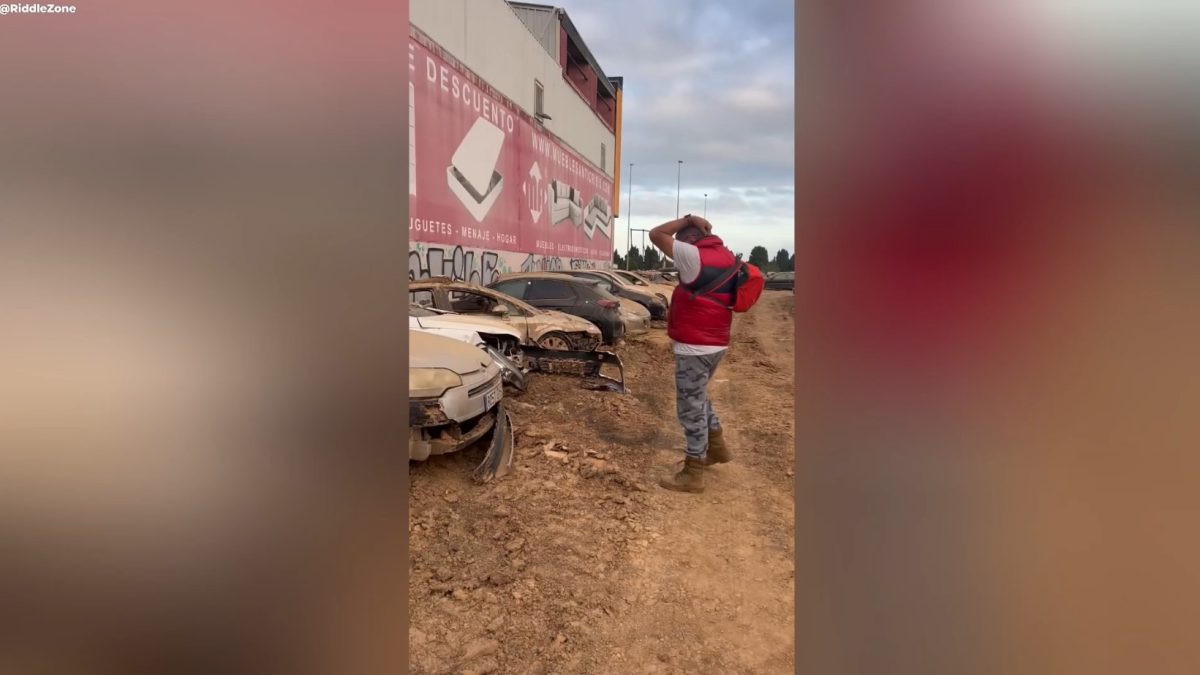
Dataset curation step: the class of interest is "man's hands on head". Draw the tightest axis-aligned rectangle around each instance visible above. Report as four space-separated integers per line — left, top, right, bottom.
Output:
689 215 713 236
650 215 713 259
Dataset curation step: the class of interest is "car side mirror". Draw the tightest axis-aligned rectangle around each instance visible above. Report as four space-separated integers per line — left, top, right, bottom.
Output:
491 305 509 317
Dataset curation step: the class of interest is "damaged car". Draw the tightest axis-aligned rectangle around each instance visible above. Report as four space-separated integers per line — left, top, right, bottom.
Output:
408 304 525 390
411 277 626 392
491 271 655 340
409 330 514 483
410 278 602 351
560 270 668 321
611 270 677 304
764 271 794 291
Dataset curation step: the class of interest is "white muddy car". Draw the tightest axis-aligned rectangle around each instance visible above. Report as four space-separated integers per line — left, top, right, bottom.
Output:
408 304 525 389
409 330 514 482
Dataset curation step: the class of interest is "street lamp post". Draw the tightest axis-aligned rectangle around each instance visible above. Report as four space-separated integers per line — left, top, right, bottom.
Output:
626 162 633 270
703 193 707 218
631 228 651 270
675 160 682 218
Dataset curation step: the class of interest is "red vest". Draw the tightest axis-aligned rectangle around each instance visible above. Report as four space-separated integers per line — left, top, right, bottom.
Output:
667 236 736 346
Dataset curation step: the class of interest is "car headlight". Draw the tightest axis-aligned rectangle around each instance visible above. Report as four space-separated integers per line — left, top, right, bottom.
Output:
409 368 462 398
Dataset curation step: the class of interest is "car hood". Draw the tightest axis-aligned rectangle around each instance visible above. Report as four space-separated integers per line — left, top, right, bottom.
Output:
616 297 650 318
619 288 657 304
409 320 483 346
409 330 491 374
412 314 521 340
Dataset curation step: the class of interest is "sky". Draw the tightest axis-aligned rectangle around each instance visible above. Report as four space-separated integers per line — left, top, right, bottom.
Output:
552 0 796 259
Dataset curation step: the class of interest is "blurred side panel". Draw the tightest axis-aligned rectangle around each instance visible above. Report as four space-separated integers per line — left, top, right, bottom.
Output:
0 0 409 673
796 2 1200 673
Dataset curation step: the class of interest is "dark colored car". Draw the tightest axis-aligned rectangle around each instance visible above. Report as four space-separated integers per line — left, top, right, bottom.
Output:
489 273 626 345
764 271 794 291
559 270 667 320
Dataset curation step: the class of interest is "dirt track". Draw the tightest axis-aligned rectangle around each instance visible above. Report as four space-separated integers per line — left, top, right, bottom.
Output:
409 291 795 674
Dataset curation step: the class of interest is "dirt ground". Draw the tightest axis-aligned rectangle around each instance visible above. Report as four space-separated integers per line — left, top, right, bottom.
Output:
409 291 795 674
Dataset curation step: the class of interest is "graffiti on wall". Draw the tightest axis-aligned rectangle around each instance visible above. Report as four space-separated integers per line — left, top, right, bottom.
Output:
409 244 511 286
519 254 603 273
407 245 607 286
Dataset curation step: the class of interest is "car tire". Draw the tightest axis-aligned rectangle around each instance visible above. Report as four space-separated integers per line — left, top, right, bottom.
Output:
537 331 573 351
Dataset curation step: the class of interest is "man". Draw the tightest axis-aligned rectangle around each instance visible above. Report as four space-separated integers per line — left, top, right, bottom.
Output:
649 213 736 493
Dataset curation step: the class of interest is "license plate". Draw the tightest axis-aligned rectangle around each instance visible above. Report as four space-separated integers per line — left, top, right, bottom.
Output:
484 384 502 408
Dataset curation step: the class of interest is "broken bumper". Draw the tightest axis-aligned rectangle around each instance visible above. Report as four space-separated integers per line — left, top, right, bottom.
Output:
408 400 497 461
520 346 627 393
408 400 515 482
485 345 525 391
472 402 514 483
622 314 651 335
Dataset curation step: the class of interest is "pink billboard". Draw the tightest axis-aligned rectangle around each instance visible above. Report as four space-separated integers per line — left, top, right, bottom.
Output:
408 29 615 274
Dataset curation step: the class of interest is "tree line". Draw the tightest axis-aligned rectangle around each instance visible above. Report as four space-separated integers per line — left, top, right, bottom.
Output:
613 245 793 272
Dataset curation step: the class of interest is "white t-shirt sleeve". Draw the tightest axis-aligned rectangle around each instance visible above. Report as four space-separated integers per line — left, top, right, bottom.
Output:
673 241 702 285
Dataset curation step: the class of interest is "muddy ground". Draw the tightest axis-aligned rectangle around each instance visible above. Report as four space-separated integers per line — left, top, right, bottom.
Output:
409 291 795 674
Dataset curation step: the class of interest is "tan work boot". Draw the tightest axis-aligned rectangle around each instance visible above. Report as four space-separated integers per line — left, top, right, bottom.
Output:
704 428 732 466
659 457 706 493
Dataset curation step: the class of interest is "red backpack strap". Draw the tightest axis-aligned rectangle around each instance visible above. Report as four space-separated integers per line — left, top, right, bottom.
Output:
689 261 743 310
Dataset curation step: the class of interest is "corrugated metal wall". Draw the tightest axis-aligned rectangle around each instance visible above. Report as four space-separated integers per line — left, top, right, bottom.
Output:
509 5 558 62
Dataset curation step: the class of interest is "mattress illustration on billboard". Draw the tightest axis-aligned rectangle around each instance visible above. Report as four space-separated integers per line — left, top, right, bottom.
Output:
447 117 505 222
582 196 612 239
547 180 584 228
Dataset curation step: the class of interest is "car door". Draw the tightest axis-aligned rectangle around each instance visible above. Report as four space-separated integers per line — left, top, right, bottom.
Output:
524 279 578 314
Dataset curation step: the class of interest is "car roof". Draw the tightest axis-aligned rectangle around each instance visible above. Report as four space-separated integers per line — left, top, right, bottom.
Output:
496 272 596 283
410 277 498 292
409 277 544 311
564 269 614 278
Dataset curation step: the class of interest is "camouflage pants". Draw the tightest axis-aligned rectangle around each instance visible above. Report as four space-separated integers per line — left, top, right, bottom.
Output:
675 351 725 459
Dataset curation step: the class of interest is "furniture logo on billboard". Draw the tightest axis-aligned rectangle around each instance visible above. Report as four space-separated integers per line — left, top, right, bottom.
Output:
523 161 545 224
409 32 613 266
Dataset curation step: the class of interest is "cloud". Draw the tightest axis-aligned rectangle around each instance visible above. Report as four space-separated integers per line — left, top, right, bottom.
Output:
726 85 785 113
741 36 772 53
551 0 796 254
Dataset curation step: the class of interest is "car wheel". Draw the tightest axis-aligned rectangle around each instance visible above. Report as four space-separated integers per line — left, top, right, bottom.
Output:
537 331 573 351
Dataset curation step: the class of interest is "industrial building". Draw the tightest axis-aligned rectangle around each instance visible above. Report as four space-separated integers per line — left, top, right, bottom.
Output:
409 0 624 285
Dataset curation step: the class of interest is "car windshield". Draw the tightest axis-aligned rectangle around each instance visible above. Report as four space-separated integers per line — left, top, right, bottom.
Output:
587 277 616 292
588 281 621 301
